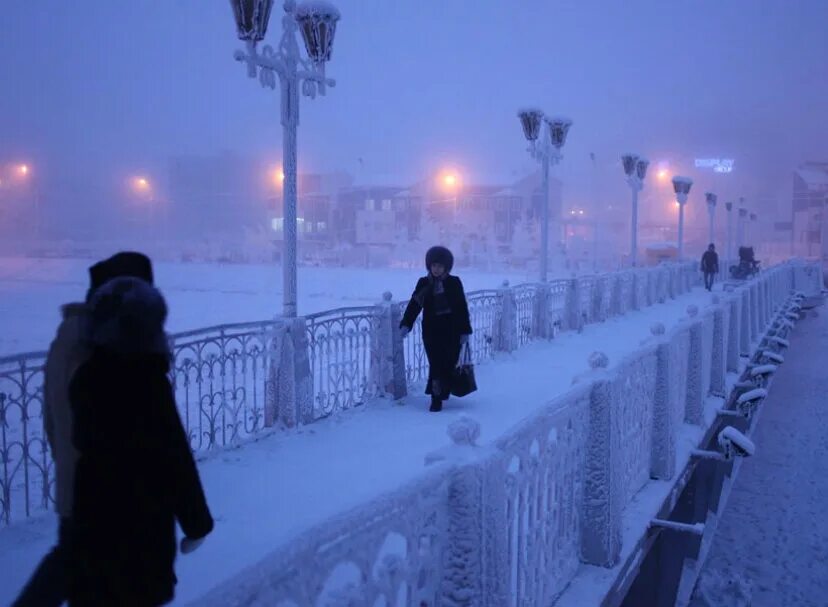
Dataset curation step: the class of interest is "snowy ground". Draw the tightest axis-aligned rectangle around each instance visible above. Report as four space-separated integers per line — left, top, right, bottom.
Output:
0 256 539 355
0 276 723 606
689 306 828 607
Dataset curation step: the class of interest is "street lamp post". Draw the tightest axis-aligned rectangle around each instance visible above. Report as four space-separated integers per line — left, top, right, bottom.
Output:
230 0 340 318
737 206 748 251
705 192 717 246
621 154 650 267
517 109 572 282
672 176 693 260
725 201 733 267
749 212 757 247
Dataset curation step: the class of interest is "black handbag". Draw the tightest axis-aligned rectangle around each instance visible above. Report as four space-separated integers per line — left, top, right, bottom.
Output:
451 343 477 397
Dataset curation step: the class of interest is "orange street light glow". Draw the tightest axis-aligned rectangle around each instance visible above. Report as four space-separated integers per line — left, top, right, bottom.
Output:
657 169 669 181
443 174 458 187
132 176 150 192
275 168 285 184
18 164 29 176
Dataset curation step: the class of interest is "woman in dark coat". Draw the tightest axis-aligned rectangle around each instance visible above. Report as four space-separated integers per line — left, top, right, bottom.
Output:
68 276 213 606
400 246 472 412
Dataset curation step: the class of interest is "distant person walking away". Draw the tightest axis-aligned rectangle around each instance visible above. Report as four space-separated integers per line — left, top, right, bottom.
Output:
701 243 719 291
68 274 213 606
11 251 157 607
400 246 472 412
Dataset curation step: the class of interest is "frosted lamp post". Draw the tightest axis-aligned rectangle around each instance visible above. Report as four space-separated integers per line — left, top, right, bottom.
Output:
725 201 734 266
737 206 748 251
705 192 717 246
621 153 649 266
230 0 340 317
672 176 693 259
517 109 572 282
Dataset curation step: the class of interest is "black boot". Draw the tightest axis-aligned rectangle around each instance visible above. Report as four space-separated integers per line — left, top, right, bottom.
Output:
429 396 443 412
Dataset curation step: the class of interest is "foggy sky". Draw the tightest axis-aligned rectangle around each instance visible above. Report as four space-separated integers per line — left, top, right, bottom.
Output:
2 0 827 214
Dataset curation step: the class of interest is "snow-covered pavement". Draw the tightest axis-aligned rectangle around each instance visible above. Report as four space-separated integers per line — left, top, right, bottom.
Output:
689 304 828 607
0 278 720 606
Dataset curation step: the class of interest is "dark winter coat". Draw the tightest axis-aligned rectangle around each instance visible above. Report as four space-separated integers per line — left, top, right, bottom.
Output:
701 250 719 274
68 278 212 606
401 274 472 397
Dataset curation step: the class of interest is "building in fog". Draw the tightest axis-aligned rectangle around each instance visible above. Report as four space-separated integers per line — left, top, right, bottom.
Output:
791 162 828 258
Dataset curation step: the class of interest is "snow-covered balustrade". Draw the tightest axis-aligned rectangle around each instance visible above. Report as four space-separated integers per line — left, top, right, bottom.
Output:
194 462 453 607
0 260 803 527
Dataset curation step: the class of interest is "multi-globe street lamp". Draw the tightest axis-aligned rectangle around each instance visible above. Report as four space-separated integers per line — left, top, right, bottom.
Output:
671 176 693 259
705 192 717 246
517 109 572 282
621 153 649 266
229 0 340 317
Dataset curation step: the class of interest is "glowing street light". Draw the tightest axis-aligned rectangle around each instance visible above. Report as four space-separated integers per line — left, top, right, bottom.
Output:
517 108 572 282
230 0 341 318
672 176 693 259
442 173 458 188
621 153 650 266
18 164 29 177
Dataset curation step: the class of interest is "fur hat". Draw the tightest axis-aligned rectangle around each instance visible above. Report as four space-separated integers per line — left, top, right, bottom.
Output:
88 252 154 297
425 246 454 273
89 276 169 356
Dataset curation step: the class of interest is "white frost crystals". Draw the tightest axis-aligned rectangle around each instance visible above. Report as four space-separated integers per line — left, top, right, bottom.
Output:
718 426 756 459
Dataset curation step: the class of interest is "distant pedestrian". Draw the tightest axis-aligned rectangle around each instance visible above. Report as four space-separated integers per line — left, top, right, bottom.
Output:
12 251 156 607
68 274 213 607
701 243 719 291
400 246 472 412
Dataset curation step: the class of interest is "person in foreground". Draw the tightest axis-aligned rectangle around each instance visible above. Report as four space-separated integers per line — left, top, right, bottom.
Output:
12 251 157 607
400 246 472 412
68 275 213 606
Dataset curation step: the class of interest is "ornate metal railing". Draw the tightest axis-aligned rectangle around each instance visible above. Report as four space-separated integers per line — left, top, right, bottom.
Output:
467 289 499 364
0 351 49 526
170 321 277 452
305 307 378 420
514 283 540 347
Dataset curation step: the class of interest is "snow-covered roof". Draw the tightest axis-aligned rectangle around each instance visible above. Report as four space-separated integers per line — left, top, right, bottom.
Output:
295 1 341 19
796 168 828 187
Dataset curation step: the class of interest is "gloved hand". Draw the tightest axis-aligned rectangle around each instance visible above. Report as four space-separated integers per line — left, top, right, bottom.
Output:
180 536 205 555
459 334 470 345
399 326 411 339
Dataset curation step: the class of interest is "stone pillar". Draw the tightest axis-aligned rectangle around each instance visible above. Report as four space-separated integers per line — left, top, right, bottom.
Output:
740 289 751 356
266 317 313 428
425 418 495 606
495 281 518 352
710 306 726 397
727 298 740 373
370 292 408 400
580 352 622 567
566 277 583 332
650 323 676 480
685 311 704 426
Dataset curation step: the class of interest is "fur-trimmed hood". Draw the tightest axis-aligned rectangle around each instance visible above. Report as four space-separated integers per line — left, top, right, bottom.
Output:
88 277 169 356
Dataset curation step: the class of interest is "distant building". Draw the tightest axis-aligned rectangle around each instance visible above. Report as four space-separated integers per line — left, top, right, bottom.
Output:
791 163 828 257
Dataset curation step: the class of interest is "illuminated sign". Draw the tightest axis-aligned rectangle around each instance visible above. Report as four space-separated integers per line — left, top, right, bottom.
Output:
695 158 734 173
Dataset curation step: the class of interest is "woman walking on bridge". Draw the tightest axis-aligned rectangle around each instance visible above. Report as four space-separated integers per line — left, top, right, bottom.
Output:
400 246 473 412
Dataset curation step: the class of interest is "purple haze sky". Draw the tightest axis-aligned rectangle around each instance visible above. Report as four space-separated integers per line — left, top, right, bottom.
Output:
1 0 827 212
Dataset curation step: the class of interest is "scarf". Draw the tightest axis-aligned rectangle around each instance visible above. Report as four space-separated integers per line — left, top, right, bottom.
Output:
414 274 452 316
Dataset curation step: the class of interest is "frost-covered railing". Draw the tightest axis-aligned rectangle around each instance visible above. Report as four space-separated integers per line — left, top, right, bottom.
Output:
0 259 750 526
193 463 452 606
188 260 818 605
305 307 379 419
170 321 277 452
